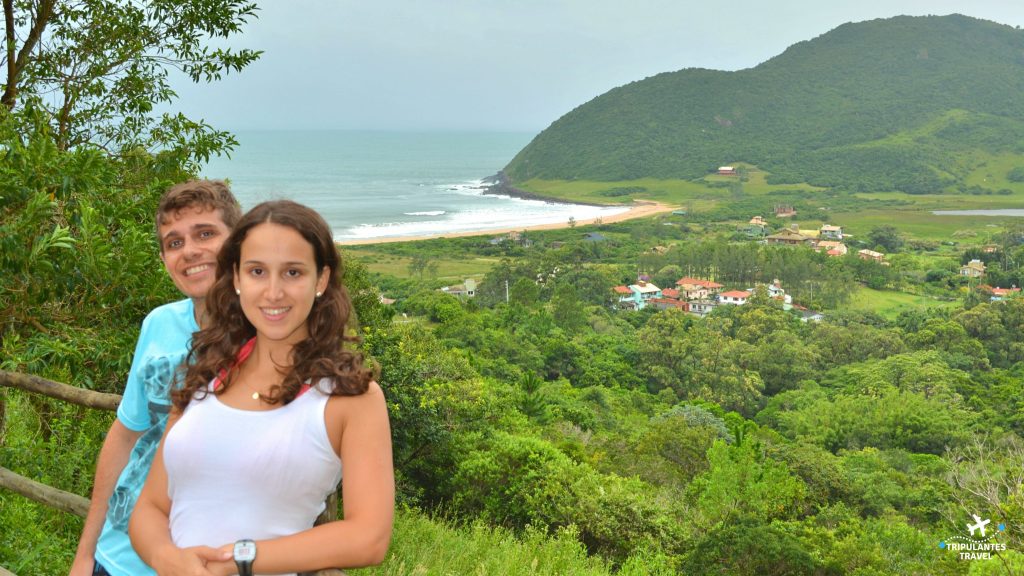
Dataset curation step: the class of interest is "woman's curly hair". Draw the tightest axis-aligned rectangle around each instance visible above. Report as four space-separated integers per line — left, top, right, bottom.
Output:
173 200 376 411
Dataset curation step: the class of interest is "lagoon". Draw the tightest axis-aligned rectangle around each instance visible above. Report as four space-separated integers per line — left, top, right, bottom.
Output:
932 209 1024 217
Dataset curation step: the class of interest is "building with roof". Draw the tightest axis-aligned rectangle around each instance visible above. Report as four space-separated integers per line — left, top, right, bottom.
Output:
819 224 843 240
858 249 885 262
765 228 813 246
688 299 718 317
675 277 724 300
613 281 663 310
441 278 477 298
991 286 1021 300
960 259 986 278
815 240 847 256
718 290 751 305
774 204 797 218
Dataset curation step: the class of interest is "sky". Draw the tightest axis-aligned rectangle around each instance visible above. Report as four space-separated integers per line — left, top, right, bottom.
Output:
170 0 1024 133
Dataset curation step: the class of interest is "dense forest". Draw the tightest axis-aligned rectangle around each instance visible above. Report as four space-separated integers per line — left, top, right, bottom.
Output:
5 4 1024 576
505 14 1024 194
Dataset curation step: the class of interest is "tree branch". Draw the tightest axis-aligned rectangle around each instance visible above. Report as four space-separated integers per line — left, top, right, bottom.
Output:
1 0 55 109
3 0 14 108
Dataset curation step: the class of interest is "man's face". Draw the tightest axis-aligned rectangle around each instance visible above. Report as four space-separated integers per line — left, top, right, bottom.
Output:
158 206 231 300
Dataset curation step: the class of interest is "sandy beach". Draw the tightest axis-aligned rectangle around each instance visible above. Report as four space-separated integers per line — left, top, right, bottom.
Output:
336 200 677 246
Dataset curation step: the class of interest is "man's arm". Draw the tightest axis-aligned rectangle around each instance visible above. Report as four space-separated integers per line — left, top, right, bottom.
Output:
69 419 142 576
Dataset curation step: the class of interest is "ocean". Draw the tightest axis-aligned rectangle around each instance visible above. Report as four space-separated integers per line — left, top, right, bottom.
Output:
199 130 628 241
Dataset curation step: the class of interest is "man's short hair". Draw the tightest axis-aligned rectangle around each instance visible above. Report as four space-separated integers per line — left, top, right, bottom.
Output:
155 180 242 252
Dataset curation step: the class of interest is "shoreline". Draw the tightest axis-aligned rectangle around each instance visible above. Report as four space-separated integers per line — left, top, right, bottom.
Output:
336 200 676 246
478 171 605 207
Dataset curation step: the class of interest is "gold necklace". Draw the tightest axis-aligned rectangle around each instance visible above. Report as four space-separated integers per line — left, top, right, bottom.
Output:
241 380 267 402
227 366 269 402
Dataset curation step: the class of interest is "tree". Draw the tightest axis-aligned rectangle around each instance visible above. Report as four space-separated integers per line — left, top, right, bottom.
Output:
508 277 540 305
652 264 682 289
2 0 261 167
407 254 433 279
551 282 586 333
868 225 904 253
688 440 806 527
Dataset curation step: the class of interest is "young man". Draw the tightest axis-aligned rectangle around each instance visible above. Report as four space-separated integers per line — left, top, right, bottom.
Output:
70 180 242 576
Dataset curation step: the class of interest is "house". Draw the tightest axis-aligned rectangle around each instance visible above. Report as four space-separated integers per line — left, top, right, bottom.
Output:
718 166 737 175
662 288 681 299
613 281 663 310
488 231 533 247
583 232 607 243
675 277 724 300
746 216 769 236
649 297 688 311
441 278 477 298
983 245 999 254
991 286 1021 300
798 309 825 322
718 290 750 306
613 285 635 309
819 224 843 240
688 299 718 317
765 228 813 246
774 204 797 218
760 279 793 310
858 249 885 263
960 259 986 278
815 240 847 256
763 279 792 306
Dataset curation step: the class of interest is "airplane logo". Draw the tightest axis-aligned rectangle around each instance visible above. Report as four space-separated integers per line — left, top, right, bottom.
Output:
967 514 991 537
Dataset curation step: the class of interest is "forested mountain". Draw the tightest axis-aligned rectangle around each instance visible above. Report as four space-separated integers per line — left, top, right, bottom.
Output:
504 14 1024 193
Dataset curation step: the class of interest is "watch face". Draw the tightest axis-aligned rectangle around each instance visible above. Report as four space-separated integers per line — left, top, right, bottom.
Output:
234 540 257 561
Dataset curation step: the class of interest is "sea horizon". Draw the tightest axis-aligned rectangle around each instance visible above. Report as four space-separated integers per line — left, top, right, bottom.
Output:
199 129 628 241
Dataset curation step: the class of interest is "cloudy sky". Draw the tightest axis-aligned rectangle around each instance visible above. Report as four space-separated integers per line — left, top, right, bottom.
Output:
171 0 1024 133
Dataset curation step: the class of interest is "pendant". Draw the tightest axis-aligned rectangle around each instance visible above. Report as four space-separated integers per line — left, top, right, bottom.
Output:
252 392 260 400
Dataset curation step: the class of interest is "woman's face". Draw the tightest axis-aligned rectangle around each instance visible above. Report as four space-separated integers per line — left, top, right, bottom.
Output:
233 222 329 347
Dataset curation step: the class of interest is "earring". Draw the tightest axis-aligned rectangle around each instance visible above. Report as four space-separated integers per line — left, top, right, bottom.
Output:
315 291 322 298
235 289 241 296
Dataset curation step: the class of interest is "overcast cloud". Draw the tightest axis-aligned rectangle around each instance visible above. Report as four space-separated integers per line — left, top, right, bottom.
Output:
170 0 1024 132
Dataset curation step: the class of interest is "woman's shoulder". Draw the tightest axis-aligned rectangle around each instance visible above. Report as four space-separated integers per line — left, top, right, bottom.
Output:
314 377 383 397
323 379 385 428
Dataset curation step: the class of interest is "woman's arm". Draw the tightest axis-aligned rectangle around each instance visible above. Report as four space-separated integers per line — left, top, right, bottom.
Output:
129 413 234 576
224 381 395 574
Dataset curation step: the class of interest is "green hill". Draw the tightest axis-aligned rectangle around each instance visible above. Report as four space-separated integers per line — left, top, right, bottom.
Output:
504 14 1024 194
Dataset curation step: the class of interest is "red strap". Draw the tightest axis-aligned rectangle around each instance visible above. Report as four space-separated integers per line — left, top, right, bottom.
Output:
212 338 312 397
213 338 256 391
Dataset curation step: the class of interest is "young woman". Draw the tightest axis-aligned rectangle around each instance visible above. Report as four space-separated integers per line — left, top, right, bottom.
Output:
129 200 394 576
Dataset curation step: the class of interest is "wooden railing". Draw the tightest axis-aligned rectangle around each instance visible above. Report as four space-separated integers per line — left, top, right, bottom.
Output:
0 370 343 576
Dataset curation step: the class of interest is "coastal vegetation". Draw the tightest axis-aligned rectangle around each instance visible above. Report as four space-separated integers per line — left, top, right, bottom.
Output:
6 7 1024 576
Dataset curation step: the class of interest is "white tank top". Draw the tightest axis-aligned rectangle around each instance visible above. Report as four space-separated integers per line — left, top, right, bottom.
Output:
163 379 342 570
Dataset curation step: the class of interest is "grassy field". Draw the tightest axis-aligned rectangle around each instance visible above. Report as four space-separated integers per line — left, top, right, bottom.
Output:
828 209 1011 244
343 248 499 282
515 169 822 209
844 286 959 320
513 159 1023 248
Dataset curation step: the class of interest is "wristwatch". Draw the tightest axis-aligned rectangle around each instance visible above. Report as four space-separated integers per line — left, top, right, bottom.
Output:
233 539 257 576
